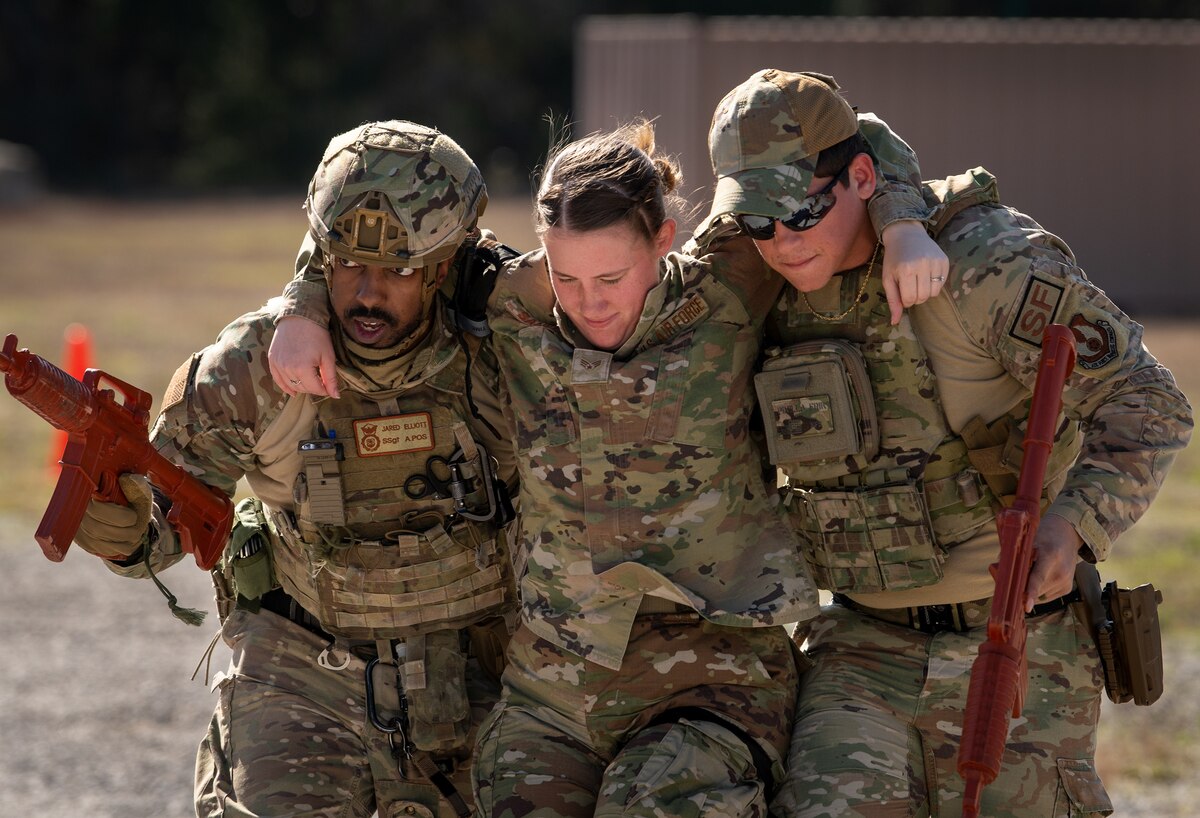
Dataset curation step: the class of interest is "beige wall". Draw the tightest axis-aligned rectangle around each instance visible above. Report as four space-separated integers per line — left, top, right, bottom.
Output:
576 16 1200 317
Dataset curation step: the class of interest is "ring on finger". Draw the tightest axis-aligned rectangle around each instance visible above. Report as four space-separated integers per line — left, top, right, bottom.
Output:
289 378 303 386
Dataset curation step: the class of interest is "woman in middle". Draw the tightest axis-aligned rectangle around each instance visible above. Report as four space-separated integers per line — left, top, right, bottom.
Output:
469 122 817 818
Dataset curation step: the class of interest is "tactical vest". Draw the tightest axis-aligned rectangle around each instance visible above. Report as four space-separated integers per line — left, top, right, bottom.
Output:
264 353 513 642
758 169 1081 594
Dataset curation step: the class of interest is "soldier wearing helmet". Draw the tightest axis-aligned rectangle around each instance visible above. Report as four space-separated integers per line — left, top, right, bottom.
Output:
73 120 518 818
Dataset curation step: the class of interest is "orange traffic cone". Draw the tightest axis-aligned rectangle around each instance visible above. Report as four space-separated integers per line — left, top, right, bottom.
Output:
48 323 93 474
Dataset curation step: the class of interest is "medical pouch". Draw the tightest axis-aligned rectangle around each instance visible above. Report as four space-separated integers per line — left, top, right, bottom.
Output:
403 629 471 753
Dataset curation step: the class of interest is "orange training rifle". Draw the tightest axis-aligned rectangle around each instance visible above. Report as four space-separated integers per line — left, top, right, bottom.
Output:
1 333 232 570
957 323 1077 817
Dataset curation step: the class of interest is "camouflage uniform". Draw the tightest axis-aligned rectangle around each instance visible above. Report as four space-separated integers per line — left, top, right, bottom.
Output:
102 122 519 818
704 70 1194 817
470 244 821 818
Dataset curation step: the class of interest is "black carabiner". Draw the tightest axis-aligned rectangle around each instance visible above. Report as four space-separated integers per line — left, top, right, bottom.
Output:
364 657 414 758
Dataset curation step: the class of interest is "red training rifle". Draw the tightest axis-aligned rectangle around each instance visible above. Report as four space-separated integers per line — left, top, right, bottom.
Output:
957 323 1077 817
1 333 232 570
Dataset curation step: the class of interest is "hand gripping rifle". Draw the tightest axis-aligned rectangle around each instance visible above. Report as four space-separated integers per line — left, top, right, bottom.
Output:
1 333 233 570
957 323 1076 817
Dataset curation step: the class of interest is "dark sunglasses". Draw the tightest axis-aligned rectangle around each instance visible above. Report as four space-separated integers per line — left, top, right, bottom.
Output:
733 163 849 240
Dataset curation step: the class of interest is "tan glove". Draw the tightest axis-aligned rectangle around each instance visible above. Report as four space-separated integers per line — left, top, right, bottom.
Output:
75 473 154 561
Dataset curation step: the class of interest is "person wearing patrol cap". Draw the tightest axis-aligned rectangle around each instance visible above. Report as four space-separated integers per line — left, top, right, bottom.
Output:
706 69 1193 817
699 69 948 321
72 120 520 818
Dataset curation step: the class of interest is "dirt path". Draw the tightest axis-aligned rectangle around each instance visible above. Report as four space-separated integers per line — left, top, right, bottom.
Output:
1 512 1193 816
0 516 228 818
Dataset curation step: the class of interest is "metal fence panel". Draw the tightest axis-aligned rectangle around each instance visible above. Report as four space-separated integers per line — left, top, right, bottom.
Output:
577 16 1200 317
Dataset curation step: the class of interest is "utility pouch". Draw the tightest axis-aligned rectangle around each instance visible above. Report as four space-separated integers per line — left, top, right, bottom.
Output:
789 482 943 593
755 340 878 471
1073 562 1165 706
403 630 471 754
227 497 275 610
295 437 346 526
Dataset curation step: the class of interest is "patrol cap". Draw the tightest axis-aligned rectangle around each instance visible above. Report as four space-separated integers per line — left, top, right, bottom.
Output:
305 120 487 269
708 69 858 219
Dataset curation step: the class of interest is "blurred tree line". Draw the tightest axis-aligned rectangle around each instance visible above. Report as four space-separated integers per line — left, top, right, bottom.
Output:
1 0 1197 197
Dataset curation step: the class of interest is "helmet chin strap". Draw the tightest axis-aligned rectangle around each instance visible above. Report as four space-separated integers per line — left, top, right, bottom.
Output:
393 262 441 356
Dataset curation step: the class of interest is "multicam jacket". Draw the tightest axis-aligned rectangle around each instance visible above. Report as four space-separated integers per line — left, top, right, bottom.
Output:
489 247 819 670
108 276 517 641
761 170 1192 598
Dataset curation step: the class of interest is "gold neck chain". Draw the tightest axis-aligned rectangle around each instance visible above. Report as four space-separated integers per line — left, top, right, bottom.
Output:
800 240 881 323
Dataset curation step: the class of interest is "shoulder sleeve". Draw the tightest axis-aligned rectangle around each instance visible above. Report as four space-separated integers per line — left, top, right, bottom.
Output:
858 112 932 232
273 233 332 326
690 234 784 328
151 309 291 499
941 204 1194 558
486 251 556 335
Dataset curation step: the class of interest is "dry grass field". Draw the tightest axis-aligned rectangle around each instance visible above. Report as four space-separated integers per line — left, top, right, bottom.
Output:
0 196 1195 816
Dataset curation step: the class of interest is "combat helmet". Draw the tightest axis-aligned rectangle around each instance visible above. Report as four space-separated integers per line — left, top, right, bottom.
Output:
305 120 487 269
303 121 487 354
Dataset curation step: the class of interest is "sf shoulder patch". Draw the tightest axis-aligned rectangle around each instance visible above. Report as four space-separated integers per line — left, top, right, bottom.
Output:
1008 272 1065 348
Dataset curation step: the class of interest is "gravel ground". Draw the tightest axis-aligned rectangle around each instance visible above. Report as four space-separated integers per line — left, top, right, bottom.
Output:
0 513 1193 817
0 516 228 818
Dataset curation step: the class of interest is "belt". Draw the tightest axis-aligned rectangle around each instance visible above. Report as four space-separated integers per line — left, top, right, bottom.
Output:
636 595 700 618
259 588 334 642
832 587 1081 634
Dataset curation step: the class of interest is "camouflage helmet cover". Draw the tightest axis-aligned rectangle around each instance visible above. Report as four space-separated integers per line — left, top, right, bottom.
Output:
305 120 487 268
708 69 858 220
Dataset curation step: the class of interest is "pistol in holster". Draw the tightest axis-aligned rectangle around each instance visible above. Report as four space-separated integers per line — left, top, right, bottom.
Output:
1073 561 1165 706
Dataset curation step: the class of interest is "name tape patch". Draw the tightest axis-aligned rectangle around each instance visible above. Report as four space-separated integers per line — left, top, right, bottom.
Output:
647 293 709 349
354 412 435 457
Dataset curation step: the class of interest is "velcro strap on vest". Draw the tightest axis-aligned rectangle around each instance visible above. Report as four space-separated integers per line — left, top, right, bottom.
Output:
453 421 477 462
265 507 511 640
922 436 989 512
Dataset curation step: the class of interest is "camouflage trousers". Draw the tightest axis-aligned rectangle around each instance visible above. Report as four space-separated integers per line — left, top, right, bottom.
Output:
473 616 800 818
772 601 1113 818
194 607 501 818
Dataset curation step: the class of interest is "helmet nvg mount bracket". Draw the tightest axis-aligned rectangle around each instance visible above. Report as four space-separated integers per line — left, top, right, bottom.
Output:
305 120 487 271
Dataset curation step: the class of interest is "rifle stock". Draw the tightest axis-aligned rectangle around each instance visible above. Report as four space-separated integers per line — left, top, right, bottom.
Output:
958 324 1076 817
1 333 232 570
